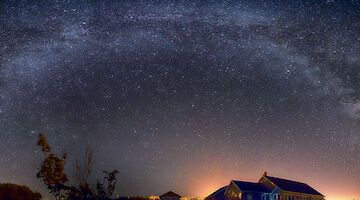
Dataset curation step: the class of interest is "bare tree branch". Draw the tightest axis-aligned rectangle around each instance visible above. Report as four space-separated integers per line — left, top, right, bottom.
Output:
73 146 94 187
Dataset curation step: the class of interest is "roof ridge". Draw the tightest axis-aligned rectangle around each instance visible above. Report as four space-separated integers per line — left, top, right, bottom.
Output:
232 180 272 193
265 175 308 185
232 180 259 184
160 191 181 197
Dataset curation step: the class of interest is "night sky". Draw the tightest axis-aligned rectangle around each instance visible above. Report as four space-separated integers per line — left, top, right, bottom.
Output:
1 1 360 200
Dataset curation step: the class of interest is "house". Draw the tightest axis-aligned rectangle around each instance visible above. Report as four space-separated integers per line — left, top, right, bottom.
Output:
205 172 324 200
160 191 182 200
225 180 272 200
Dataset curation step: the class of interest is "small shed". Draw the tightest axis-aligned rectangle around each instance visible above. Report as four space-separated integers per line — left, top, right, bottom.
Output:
160 191 182 200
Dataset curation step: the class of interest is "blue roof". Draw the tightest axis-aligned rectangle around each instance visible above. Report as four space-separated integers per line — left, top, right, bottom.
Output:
205 186 227 200
232 181 272 193
265 176 324 196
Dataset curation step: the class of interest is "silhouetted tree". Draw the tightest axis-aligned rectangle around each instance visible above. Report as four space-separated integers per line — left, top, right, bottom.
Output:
73 147 94 187
36 133 119 200
36 133 68 199
0 183 42 200
96 170 120 199
68 146 96 200
67 184 95 200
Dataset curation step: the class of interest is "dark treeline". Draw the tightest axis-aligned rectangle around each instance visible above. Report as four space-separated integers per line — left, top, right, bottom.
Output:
0 183 42 200
115 197 153 200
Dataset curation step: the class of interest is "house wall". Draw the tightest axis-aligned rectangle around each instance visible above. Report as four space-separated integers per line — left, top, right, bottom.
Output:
280 192 324 200
241 192 263 200
225 182 242 199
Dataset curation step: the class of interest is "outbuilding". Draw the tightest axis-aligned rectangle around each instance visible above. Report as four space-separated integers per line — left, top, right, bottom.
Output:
160 191 182 200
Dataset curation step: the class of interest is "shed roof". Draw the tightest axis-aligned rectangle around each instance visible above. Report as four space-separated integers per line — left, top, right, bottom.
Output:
160 191 182 198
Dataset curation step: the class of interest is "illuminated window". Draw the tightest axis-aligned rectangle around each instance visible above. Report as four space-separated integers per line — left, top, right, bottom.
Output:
231 191 237 198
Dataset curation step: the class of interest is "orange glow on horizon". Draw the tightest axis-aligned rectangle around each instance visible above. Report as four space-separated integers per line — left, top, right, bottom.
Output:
173 157 360 200
174 155 235 197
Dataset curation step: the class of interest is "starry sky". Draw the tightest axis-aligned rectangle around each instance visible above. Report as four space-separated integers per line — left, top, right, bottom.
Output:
0 0 360 200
